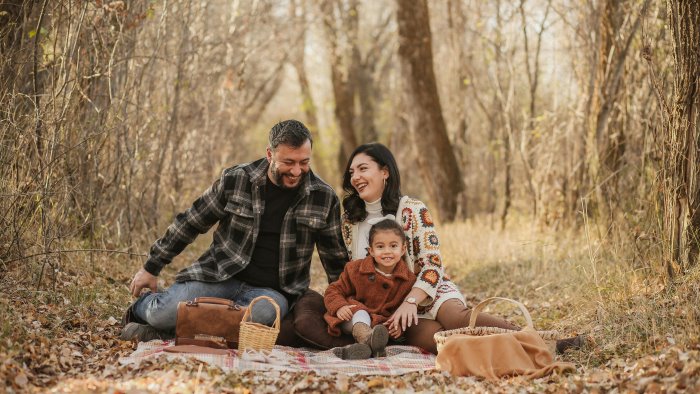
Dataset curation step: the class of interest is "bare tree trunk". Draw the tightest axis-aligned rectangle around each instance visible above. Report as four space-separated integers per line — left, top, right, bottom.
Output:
291 0 320 142
492 0 513 230
353 10 393 145
518 0 551 220
356 61 378 143
361 11 394 145
150 3 192 227
33 0 51 289
501 122 512 231
496 70 515 231
650 0 700 276
586 0 649 226
32 0 49 165
447 0 470 219
320 0 359 170
395 0 463 222
290 0 332 182
569 4 599 224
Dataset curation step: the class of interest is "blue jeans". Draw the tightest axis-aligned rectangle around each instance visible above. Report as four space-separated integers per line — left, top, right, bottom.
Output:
132 276 289 331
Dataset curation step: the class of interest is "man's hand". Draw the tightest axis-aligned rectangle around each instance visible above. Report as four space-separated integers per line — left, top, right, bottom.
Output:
336 305 357 321
129 268 158 297
385 302 418 332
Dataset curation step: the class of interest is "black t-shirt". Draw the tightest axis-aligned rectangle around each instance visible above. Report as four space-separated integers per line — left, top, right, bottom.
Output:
234 176 296 299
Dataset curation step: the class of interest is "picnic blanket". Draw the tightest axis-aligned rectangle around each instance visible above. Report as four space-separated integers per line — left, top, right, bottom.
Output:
119 340 436 376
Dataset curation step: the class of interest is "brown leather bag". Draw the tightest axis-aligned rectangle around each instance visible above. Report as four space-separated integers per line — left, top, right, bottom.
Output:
175 297 245 349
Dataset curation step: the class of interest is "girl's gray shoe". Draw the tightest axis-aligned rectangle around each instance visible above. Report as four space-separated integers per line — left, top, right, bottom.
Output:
331 343 372 360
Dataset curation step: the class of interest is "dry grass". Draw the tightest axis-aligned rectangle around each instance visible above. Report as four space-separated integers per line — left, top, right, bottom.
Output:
440 215 700 366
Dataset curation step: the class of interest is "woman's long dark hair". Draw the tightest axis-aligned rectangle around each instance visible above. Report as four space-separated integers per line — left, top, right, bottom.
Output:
342 143 402 224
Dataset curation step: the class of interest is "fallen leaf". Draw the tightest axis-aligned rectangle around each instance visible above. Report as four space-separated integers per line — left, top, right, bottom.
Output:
14 372 28 387
335 374 349 392
645 381 663 394
367 378 385 388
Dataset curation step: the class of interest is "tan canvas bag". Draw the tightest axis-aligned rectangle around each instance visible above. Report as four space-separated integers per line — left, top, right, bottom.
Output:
435 297 575 380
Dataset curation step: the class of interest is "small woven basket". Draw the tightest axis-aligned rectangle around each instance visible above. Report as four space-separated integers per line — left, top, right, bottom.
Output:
238 296 280 352
434 297 559 353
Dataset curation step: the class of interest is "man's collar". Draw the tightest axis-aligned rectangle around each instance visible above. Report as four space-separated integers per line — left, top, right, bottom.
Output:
247 158 270 185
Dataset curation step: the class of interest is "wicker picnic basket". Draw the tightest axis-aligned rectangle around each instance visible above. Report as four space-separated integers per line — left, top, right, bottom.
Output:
434 297 560 353
238 296 281 352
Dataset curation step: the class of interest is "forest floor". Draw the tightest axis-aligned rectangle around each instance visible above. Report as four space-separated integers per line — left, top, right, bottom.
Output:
2 217 700 393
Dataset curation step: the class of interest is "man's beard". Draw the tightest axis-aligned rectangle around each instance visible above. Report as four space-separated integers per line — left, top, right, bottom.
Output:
270 160 304 189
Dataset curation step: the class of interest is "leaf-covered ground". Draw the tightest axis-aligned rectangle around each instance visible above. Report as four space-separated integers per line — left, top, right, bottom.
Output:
2 222 700 393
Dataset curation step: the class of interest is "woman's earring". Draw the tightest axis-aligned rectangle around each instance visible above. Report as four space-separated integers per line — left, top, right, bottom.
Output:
383 178 387 187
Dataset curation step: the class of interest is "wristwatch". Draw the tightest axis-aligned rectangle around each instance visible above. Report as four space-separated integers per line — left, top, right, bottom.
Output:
404 297 417 305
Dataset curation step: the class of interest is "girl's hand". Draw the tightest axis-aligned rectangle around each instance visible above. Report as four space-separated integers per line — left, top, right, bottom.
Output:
336 305 356 321
384 321 403 339
387 302 418 332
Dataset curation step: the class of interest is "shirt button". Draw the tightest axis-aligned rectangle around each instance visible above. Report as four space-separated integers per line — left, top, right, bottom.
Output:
382 283 389 289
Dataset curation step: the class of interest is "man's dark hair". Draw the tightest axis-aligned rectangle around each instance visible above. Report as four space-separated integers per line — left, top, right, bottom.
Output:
342 142 402 223
269 120 313 150
368 218 406 246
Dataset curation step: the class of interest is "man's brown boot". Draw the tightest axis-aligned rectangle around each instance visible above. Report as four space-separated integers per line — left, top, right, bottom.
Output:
352 322 389 358
556 334 590 354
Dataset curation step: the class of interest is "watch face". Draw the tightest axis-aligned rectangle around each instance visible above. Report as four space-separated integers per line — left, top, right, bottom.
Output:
406 297 416 304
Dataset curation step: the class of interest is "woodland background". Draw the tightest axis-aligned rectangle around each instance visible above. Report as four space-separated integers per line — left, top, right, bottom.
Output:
1 0 699 392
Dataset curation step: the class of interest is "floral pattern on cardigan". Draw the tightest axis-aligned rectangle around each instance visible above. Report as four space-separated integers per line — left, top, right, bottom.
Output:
342 196 465 319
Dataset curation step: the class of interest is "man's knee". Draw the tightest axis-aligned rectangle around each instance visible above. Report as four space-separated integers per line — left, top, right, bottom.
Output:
249 294 288 325
134 282 195 331
291 289 325 333
140 295 179 331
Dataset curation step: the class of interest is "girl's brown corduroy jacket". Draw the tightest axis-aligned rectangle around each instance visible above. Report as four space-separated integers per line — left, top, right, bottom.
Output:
323 255 416 336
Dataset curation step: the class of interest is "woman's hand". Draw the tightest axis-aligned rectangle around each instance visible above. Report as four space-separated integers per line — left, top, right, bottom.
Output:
386 302 418 332
336 305 357 321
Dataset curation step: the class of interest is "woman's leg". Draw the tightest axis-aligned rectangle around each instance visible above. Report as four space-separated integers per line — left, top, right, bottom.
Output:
403 299 521 355
403 318 443 354
437 299 587 354
436 299 520 331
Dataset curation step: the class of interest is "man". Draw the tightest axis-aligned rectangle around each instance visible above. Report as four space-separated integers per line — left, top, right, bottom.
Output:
121 120 349 341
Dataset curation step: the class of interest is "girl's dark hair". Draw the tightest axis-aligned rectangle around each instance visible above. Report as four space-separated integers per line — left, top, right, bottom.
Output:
342 143 402 223
368 219 406 246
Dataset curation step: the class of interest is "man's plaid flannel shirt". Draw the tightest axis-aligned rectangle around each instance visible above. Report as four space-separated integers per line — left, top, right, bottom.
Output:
143 158 349 297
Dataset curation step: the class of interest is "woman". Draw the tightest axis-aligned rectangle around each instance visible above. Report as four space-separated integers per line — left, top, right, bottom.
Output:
340 142 519 353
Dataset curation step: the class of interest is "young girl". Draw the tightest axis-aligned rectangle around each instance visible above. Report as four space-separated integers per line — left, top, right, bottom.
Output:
324 218 416 359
